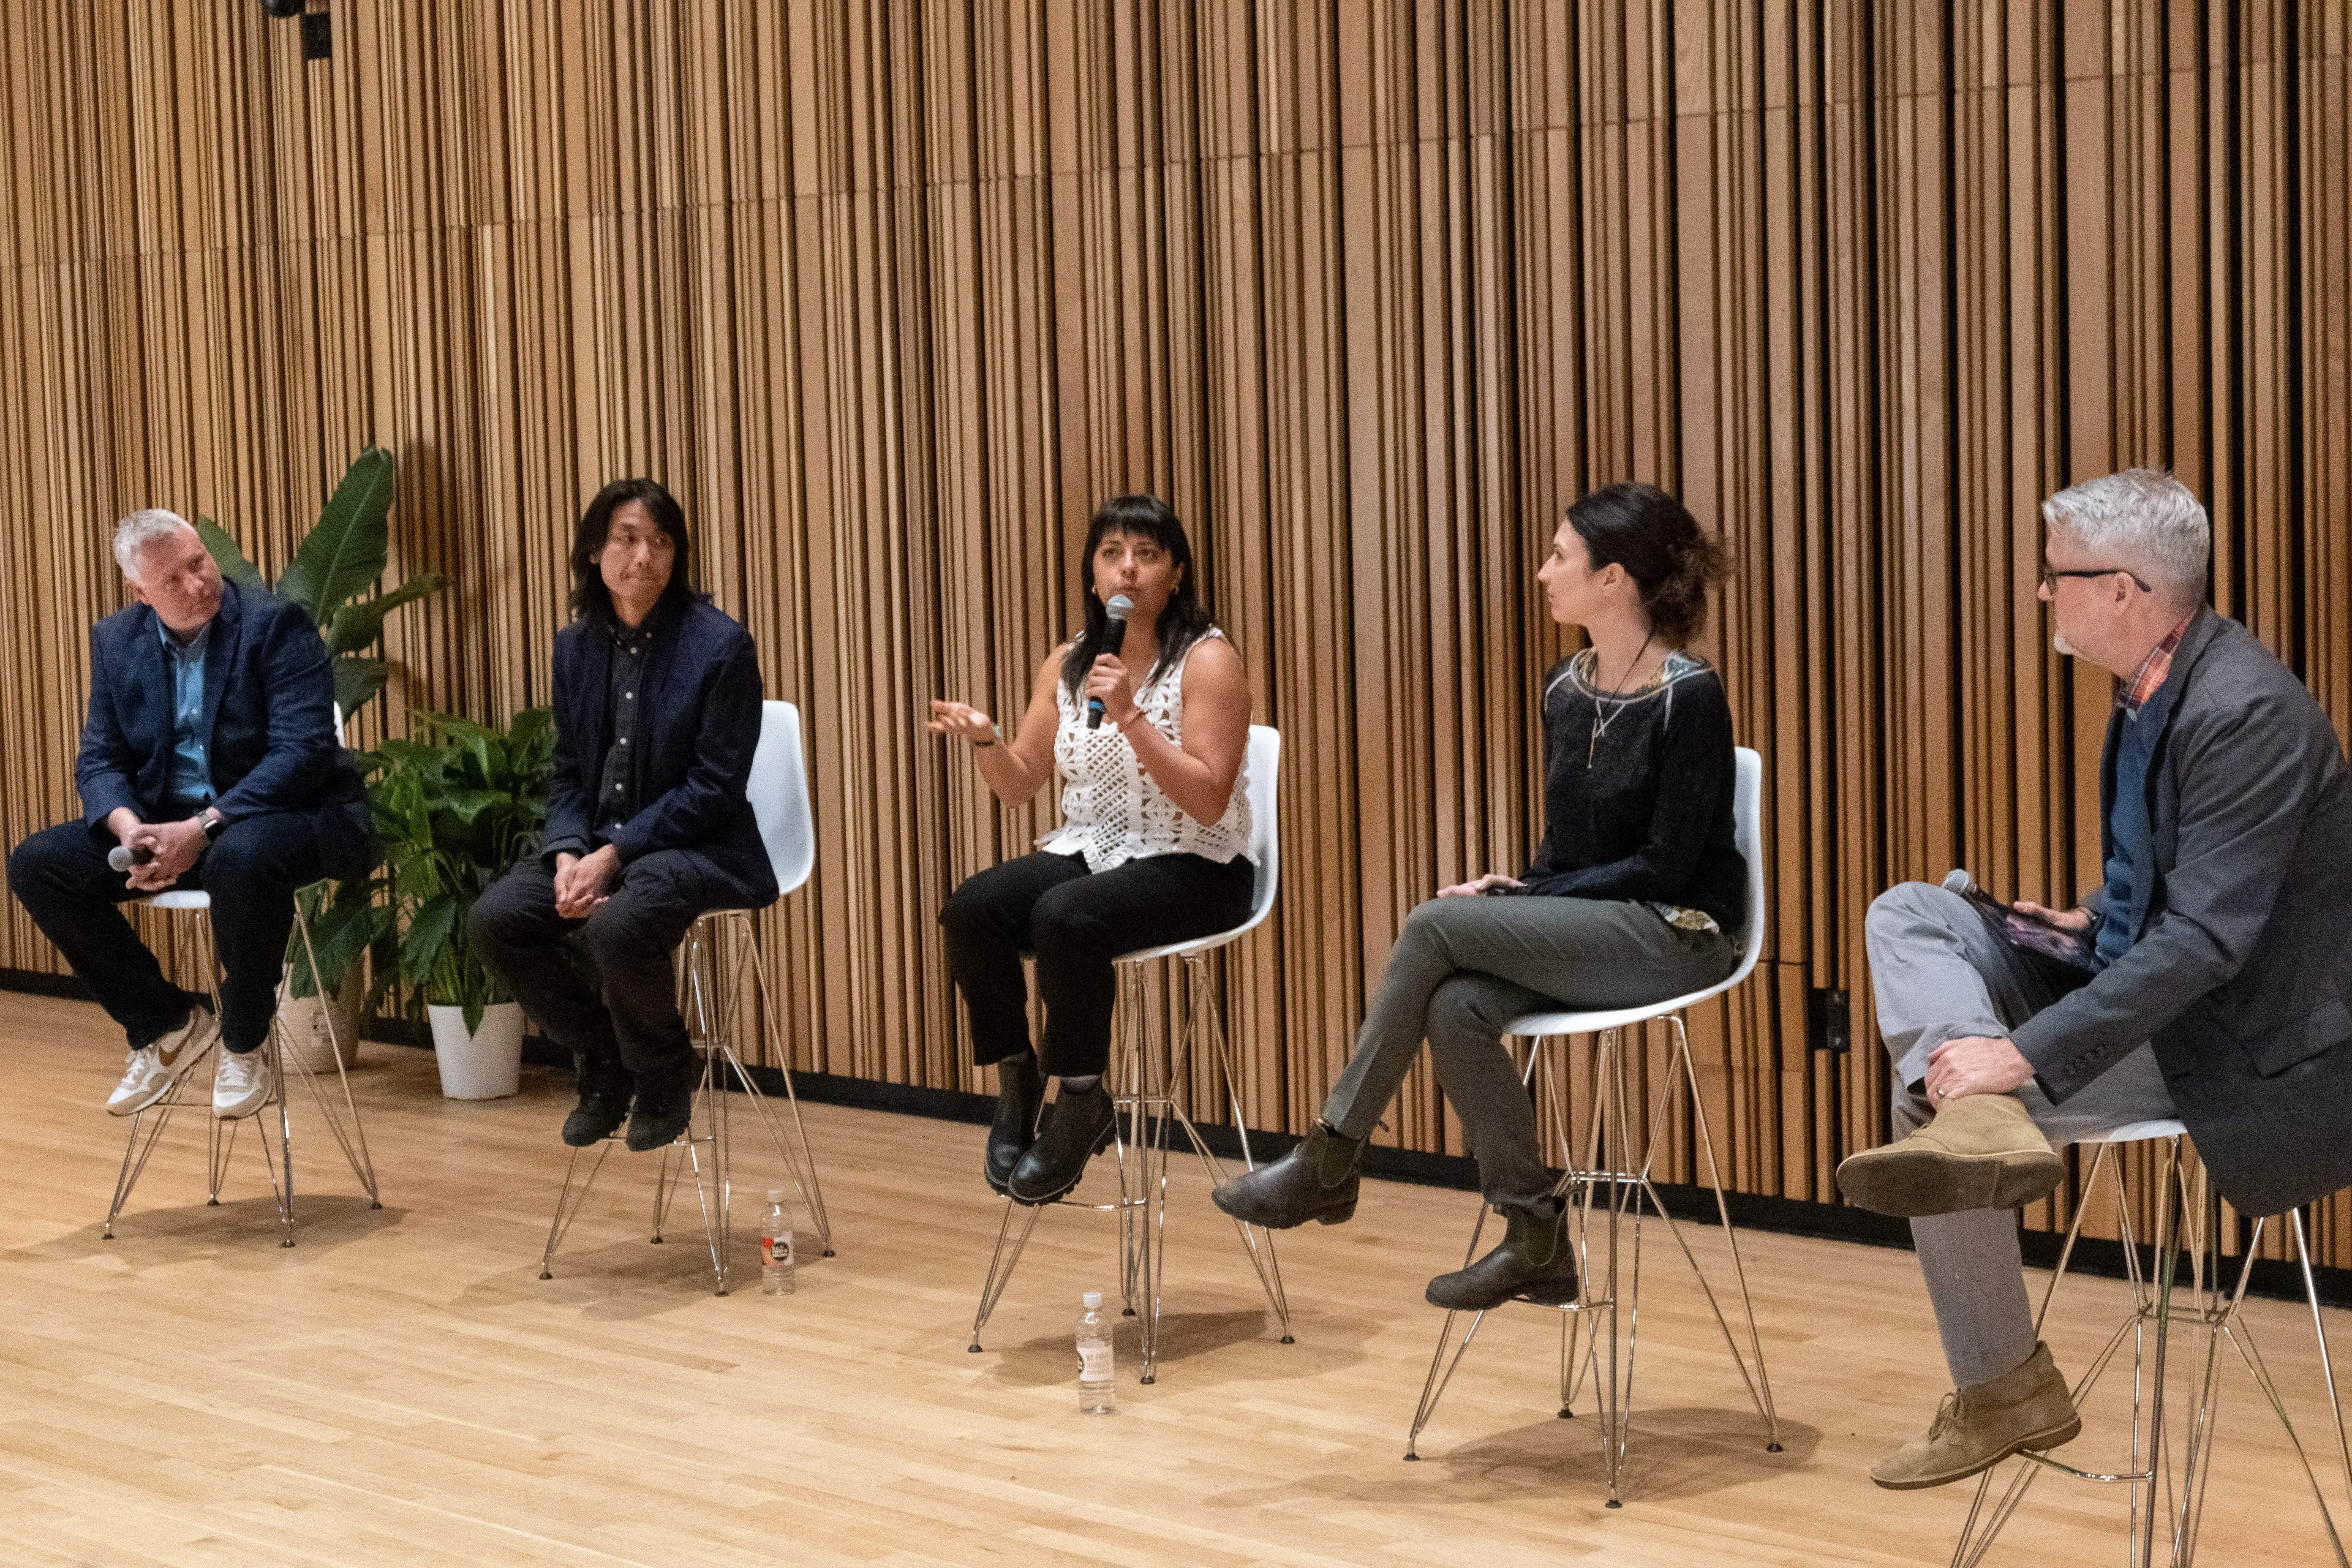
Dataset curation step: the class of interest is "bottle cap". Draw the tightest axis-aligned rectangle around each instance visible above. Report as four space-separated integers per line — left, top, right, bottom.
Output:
766 1188 787 1203
1082 1290 1102 1309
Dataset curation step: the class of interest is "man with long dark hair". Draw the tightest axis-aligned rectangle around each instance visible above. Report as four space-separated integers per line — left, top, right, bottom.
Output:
471 479 776 1152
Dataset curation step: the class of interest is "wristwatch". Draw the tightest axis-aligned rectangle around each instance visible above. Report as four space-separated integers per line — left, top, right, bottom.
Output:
198 807 226 844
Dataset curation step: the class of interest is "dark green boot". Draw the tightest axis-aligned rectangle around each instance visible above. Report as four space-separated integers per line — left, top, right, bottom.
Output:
1425 1200 1580 1309
1211 1122 1364 1228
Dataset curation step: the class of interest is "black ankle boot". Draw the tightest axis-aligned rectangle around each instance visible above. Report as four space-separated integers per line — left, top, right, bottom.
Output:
1006 1081 1116 1205
1211 1123 1364 1228
562 1056 634 1148
1425 1200 1580 1310
985 1054 1043 1194
625 1059 700 1153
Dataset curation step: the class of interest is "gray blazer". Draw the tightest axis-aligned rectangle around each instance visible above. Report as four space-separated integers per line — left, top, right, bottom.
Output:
2011 608 2352 1216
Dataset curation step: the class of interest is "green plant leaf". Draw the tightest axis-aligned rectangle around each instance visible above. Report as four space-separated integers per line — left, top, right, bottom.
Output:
461 996 485 1036
275 446 396 619
194 516 269 591
439 788 508 824
324 572 446 656
400 892 458 985
333 657 389 719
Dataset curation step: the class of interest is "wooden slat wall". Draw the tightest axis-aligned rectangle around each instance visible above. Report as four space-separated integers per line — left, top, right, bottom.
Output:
2 2 2347 1263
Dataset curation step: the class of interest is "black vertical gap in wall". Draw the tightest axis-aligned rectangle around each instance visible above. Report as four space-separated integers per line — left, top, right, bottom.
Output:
1940 0 1965 868
2280 1 2305 674
2194 1 2218 607
1661 0 1684 498
1859 2 1888 893
1807 0 1837 1019
2222 0 2246 621
1184 2 1214 563
2046 1 2074 887
2156 8 2176 476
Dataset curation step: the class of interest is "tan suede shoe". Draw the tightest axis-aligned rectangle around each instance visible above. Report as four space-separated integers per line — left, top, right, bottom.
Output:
1871 1342 2081 1489
1835 1092 2064 1217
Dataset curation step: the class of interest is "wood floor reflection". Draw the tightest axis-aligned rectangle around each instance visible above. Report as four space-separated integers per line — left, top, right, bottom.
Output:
3 991 2343 1566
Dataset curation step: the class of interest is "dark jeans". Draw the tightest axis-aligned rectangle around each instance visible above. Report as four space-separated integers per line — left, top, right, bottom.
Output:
470 851 742 1087
8 811 369 1054
939 850 1256 1078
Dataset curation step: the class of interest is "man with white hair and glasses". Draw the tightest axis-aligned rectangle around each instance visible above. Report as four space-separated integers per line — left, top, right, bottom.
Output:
1837 468 2352 1489
6 509 375 1119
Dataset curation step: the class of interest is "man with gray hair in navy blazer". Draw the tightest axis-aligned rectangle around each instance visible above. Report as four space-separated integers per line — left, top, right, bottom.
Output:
8 509 375 1121
1838 468 2352 1492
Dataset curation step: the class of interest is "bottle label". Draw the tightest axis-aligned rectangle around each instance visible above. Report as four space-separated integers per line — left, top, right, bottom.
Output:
762 1233 794 1268
1078 1342 1112 1381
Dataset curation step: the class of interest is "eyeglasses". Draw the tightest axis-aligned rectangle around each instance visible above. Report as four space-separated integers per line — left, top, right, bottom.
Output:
2039 565 2152 593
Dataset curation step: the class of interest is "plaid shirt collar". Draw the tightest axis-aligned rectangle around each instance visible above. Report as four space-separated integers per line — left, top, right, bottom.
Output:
2119 612 2196 718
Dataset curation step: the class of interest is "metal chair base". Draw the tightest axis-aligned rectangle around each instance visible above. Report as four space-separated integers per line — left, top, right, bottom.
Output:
538 908 834 1295
1951 1137 2352 1568
967 953 1292 1384
103 899 382 1248
1403 1019 1781 1505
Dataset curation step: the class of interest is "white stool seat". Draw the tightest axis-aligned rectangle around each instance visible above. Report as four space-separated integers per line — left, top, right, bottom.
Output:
135 890 213 910
2078 1118 2189 1145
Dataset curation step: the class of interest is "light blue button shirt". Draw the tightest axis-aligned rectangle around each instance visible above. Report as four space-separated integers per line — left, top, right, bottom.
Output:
158 619 214 814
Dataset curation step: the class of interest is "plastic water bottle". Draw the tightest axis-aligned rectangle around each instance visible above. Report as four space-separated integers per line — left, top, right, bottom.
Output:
1077 1290 1115 1413
759 1189 796 1296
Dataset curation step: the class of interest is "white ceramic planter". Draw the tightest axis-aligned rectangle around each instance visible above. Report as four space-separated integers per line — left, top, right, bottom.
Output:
277 974 364 1074
428 1001 525 1100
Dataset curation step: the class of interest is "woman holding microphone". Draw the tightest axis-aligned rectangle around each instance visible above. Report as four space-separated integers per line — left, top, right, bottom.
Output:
932 495 1255 1205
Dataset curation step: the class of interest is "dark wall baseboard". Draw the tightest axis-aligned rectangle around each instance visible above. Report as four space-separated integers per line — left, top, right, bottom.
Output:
9 968 2345 1309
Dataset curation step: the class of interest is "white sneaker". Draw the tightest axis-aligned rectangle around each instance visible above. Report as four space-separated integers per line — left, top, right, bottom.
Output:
106 1004 219 1116
213 1045 275 1120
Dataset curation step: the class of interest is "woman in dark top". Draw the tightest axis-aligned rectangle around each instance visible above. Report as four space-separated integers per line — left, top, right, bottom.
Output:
1214 482 1743 1311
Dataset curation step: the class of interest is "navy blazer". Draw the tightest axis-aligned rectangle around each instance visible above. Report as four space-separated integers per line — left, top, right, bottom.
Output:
2011 609 2352 1216
76 581 370 853
542 599 777 910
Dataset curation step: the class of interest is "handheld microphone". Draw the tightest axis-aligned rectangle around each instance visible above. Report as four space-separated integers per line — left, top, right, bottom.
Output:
108 843 155 872
1942 869 1974 895
1086 593 1134 730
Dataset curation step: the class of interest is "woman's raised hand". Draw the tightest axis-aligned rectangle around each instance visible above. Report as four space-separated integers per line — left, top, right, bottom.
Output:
927 699 996 743
1083 654 1139 725
1437 871 1525 898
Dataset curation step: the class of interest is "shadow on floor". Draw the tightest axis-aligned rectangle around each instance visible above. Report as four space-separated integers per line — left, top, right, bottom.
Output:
23 1191 404 1268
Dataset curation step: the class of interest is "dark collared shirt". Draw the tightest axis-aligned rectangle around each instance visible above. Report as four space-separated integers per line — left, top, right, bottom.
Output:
2096 610 2199 969
158 618 215 814
593 619 652 841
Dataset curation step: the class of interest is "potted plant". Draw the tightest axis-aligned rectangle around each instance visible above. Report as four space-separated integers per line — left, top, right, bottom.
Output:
310 708 555 1098
198 446 446 1069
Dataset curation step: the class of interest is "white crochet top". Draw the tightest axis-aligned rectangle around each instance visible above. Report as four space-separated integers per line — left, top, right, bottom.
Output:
1037 629 1253 871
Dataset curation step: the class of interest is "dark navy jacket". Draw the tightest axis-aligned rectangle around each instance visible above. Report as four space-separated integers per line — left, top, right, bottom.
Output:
542 599 777 910
2011 609 2352 1216
75 581 370 855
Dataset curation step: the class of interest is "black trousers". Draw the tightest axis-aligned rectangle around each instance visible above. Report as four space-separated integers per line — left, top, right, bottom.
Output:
939 849 1255 1078
470 852 741 1087
8 811 367 1054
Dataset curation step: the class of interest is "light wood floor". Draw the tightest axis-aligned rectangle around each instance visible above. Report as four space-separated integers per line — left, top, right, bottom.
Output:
5 990 2348 1566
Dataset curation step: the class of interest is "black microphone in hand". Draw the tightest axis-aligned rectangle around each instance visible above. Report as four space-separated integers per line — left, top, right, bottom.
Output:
108 843 155 872
1085 593 1134 730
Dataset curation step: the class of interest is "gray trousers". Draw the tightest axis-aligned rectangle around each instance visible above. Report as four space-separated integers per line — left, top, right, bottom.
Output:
1321 895 1737 1216
1867 881 2177 1386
